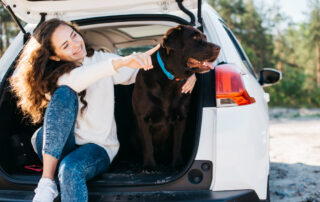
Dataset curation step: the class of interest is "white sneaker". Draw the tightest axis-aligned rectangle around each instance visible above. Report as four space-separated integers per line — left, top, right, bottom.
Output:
33 178 58 202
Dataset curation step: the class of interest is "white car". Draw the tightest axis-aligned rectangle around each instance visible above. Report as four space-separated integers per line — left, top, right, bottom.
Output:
0 0 281 201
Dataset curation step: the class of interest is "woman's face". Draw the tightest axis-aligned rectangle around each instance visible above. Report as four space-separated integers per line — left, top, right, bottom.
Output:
50 24 87 64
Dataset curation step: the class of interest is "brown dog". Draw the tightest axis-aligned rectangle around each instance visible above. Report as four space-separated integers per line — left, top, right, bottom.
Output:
132 25 220 169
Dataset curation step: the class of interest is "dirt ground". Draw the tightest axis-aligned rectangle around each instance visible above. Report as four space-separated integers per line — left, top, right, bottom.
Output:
269 108 320 202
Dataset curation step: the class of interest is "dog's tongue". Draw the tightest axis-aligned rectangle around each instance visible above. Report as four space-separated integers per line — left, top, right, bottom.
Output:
187 58 215 70
202 61 215 70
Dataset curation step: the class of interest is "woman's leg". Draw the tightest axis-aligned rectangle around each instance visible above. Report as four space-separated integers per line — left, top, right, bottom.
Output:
35 126 77 179
58 143 110 202
33 86 78 202
35 85 78 178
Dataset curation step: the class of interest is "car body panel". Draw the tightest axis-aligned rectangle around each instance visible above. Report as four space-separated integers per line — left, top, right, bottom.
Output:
2 0 198 24
213 104 269 200
0 29 24 81
195 3 270 200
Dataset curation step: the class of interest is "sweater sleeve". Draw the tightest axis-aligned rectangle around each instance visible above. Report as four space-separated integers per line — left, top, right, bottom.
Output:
57 52 119 93
112 66 140 85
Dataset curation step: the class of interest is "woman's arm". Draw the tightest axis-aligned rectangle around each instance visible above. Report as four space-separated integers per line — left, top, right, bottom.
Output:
182 74 197 94
57 45 160 93
57 53 119 93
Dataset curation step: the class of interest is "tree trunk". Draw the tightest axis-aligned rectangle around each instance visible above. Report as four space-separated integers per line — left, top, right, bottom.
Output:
260 48 264 68
0 23 3 57
316 42 320 87
291 54 296 68
4 22 9 49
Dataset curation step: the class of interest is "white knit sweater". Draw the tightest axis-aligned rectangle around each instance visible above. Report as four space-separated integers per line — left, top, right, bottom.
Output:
31 51 138 162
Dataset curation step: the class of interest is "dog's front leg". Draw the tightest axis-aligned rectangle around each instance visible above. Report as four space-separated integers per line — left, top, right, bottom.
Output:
172 113 187 168
138 119 157 169
172 128 185 168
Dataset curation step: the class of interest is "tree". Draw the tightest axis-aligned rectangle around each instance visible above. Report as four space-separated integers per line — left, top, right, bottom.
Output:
208 0 274 71
308 0 320 87
209 0 246 30
239 0 274 70
0 4 20 57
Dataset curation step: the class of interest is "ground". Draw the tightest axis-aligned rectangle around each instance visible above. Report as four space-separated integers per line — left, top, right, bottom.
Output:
269 108 320 202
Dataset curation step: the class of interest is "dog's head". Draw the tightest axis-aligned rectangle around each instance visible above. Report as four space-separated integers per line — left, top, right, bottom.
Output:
161 25 220 76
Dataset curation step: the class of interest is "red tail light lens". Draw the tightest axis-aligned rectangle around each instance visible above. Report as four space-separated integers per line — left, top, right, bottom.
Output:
215 64 256 107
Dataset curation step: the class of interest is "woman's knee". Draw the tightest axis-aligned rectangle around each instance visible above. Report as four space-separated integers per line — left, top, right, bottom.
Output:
58 157 84 183
51 86 78 109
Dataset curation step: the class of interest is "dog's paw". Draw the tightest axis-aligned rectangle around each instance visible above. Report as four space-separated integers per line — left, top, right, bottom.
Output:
143 158 157 171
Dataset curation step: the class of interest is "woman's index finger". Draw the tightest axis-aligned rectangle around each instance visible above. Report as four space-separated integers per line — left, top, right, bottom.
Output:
144 44 160 56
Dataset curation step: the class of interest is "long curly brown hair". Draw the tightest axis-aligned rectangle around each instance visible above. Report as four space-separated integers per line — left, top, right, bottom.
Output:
9 19 93 124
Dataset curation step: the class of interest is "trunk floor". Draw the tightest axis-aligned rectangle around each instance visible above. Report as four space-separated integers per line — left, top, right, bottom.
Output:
10 160 182 185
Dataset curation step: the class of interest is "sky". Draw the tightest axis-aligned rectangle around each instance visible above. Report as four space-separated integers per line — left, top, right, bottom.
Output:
262 0 309 23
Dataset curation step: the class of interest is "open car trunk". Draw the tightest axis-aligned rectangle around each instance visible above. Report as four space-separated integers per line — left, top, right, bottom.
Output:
0 18 205 188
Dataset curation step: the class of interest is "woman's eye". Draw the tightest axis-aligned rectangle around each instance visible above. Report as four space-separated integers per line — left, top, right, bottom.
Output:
63 44 69 49
72 33 77 38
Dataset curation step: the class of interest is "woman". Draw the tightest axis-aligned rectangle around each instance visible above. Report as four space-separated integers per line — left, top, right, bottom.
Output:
10 18 196 202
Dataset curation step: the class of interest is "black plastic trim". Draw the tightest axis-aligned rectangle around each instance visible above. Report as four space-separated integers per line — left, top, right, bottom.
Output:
73 14 190 26
0 189 261 202
0 160 212 192
88 189 261 202
197 0 203 31
202 70 216 107
32 13 47 32
87 160 212 191
176 0 195 25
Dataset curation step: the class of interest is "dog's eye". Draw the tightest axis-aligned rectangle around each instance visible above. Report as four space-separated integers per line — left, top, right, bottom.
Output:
193 36 200 40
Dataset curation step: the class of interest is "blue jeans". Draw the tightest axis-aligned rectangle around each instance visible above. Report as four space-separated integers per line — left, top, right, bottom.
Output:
34 86 110 202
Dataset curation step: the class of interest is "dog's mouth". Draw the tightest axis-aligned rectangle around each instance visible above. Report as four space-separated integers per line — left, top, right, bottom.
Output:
187 58 215 71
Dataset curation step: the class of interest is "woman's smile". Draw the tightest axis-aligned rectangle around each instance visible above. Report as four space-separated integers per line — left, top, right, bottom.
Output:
74 44 83 56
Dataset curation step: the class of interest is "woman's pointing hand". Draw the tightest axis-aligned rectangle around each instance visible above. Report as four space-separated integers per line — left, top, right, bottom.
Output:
112 44 160 71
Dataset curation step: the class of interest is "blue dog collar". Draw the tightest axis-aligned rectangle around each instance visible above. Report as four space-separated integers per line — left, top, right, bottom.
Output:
156 51 184 82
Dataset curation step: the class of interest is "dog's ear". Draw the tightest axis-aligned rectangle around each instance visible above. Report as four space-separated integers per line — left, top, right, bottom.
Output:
162 25 183 53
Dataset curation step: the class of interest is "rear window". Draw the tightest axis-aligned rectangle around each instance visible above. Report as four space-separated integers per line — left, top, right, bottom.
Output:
117 45 155 56
117 25 171 38
222 23 257 78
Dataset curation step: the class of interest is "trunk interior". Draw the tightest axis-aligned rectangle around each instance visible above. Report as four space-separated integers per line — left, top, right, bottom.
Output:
0 21 202 186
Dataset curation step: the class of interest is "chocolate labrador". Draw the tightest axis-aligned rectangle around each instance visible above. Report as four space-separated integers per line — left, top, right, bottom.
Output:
132 25 220 169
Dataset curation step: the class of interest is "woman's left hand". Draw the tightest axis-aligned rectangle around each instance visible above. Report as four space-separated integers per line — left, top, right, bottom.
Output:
182 74 197 94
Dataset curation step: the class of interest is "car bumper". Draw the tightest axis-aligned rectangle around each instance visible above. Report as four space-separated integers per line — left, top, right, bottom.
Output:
0 189 261 201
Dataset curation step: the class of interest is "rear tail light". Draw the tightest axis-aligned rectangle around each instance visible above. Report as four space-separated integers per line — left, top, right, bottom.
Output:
215 63 256 107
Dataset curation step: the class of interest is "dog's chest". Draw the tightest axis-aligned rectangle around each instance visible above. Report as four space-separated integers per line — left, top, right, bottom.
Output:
134 65 191 110
147 82 190 108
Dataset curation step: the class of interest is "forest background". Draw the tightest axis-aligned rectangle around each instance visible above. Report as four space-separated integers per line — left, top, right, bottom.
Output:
1 0 320 108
